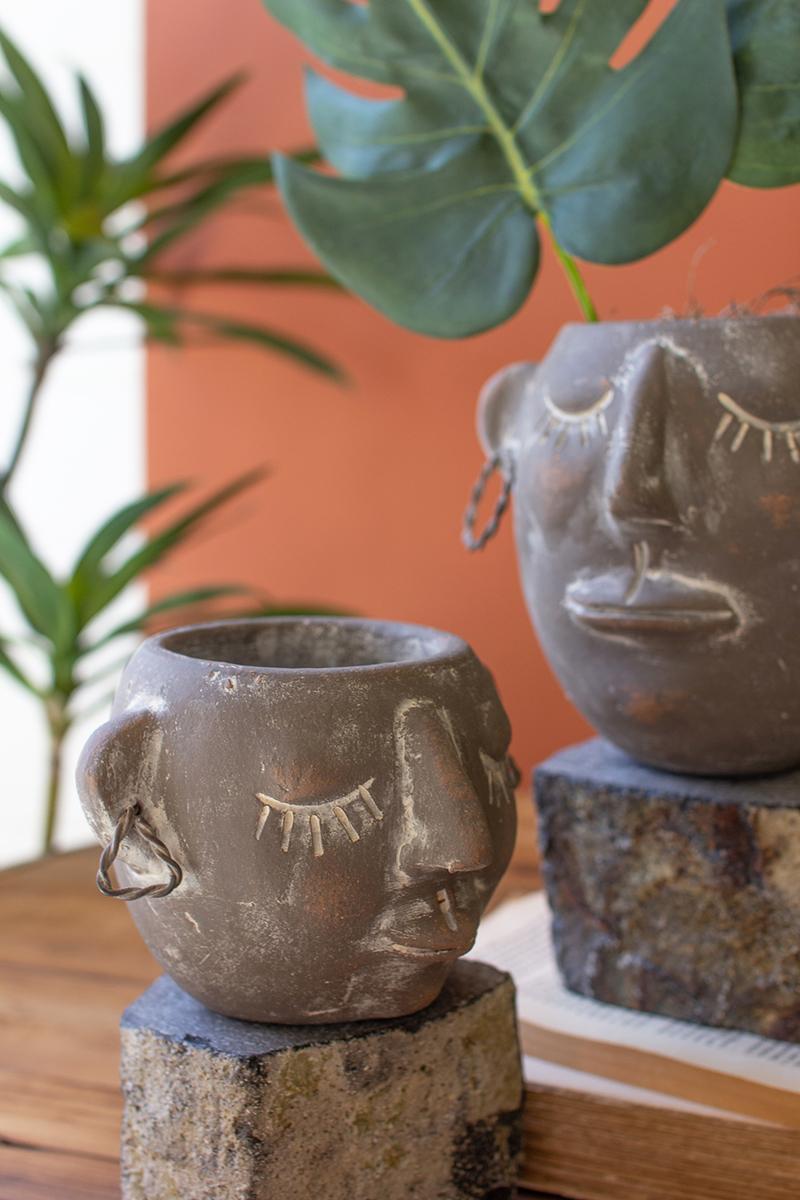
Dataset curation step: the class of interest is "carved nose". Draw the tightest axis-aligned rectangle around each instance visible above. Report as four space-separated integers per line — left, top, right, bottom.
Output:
604 341 682 534
410 767 493 879
396 704 493 881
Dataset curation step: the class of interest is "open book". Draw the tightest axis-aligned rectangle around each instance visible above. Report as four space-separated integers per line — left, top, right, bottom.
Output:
470 891 800 1129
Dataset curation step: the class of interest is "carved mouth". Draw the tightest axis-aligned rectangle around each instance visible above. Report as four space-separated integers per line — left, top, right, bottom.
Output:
389 940 473 959
565 569 740 636
389 891 477 957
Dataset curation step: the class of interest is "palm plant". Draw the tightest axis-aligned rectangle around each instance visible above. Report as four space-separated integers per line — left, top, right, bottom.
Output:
0 31 343 855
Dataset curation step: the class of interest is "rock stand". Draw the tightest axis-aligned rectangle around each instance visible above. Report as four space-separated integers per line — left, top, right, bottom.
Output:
120 961 523 1199
536 738 800 1042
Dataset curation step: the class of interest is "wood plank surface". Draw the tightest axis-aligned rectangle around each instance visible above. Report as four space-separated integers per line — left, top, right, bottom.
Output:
0 1145 120 1200
520 1085 800 1200
0 794 542 1199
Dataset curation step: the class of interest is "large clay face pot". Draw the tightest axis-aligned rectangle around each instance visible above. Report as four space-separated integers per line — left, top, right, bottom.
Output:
479 315 800 776
77 618 517 1023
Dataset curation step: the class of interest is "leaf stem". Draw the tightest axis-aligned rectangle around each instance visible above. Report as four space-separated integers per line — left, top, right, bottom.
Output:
0 338 58 497
404 0 600 323
43 696 69 856
539 213 598 322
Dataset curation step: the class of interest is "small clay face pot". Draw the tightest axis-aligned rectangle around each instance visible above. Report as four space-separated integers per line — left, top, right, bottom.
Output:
479 315 800 776
77 618 516 1023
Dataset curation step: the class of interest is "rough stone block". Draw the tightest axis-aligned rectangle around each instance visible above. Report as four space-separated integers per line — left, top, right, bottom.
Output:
120 961 523 1200
536 738 800 1042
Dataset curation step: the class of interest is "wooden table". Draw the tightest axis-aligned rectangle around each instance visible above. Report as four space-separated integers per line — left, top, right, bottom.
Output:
0 797 545 1199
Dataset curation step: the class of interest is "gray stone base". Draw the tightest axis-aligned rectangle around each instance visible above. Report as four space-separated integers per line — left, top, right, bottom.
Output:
120 962 523 1199
535 738 800 1042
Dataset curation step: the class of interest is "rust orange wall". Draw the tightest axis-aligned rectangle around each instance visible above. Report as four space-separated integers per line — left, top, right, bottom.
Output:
147 0 800 775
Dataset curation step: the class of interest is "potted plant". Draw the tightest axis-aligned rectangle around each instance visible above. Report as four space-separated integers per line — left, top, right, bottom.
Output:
257 0 799 777
0 30 343 855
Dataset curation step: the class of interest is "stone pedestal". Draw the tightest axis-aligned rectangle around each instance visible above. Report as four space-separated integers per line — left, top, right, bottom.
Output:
120 961 523 1200
535 738 800 1042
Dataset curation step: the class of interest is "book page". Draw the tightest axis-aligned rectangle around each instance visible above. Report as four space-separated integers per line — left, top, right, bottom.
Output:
469 892 800 1126
523 1056 764 1122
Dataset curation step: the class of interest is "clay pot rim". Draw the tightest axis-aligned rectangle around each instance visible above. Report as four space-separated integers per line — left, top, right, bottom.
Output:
557 312 798 335
145 616 472 676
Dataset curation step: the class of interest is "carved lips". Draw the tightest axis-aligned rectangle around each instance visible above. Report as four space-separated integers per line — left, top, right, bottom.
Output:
390 939 474 960
389 887 479 959
565 568 740 636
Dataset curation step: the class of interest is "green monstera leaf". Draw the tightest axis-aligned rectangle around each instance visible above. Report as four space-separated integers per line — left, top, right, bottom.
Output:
263 0 738 336
726 0 800 187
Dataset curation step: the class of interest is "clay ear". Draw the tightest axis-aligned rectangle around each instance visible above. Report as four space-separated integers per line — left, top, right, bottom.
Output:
77 709 163 844
477 362 537 460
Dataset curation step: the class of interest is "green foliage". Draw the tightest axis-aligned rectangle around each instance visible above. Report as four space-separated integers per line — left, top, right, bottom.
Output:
0 474 258 721
0 29 341 374
0 30 346 855
0 471 283 855
727 0 800 186
0 472 264 706
262 0 799 336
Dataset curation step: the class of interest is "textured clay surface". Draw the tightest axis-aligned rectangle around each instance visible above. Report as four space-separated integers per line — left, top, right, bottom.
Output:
120 960 523 1199
79 617 517 1023
480 314 800 776
536 739 800 1042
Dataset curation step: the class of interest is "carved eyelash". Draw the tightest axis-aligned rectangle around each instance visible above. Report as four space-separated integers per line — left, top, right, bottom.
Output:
480 750 518 807
535 389 614 448
254 778 383 857
715 392 800 464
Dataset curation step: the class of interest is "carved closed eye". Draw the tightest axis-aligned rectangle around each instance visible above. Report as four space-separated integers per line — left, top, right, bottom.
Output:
254 779 383 858
715 392 800 464
536 389 614 449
